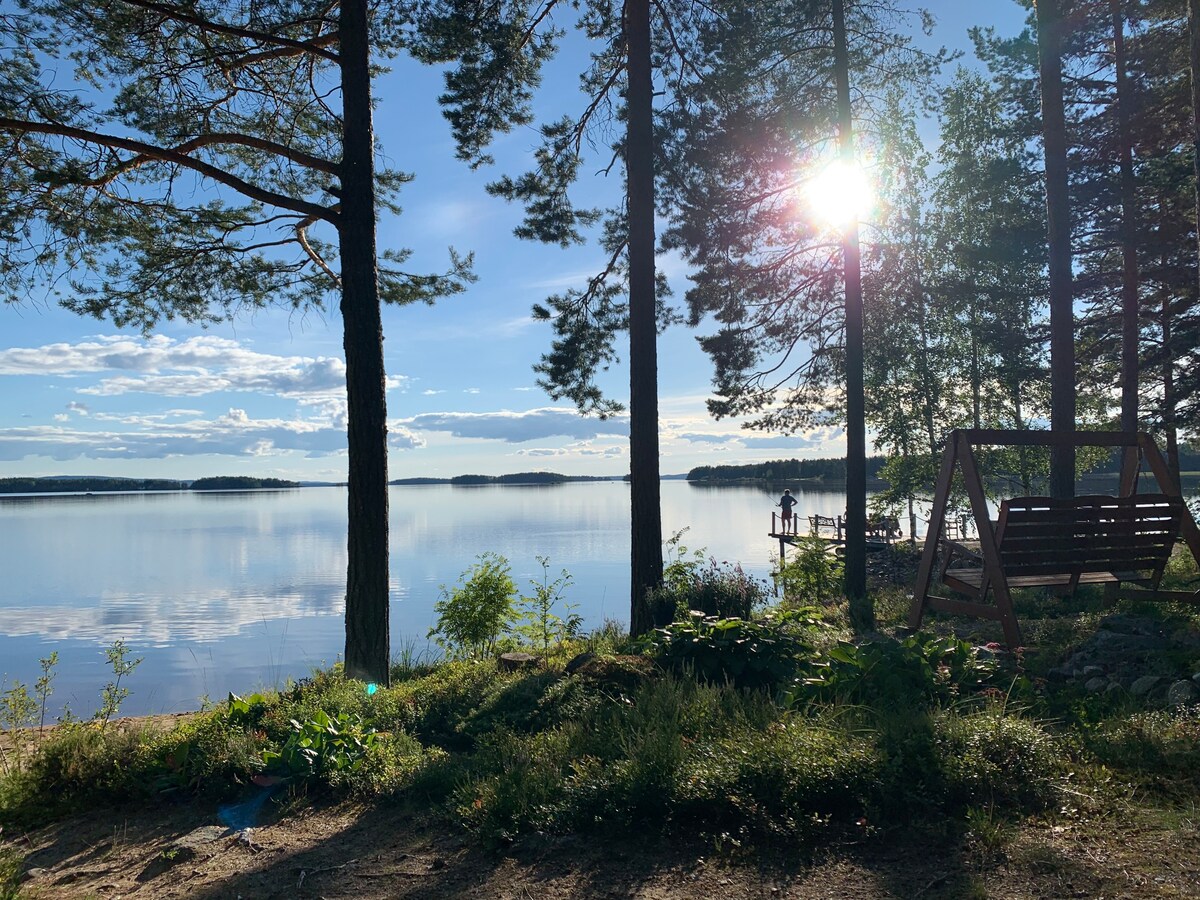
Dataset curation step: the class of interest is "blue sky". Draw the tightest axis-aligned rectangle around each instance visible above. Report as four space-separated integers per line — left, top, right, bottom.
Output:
0 1 1029 482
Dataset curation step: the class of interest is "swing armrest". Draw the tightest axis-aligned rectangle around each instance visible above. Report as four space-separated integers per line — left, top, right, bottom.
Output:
941 539 983 567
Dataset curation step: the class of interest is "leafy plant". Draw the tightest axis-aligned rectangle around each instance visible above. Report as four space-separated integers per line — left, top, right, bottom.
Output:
788 634 998 709
429 553 519 658
0 677 36 773
261 710 377 780
777 536 844 605
645 612 815 689
95 640 143 729
648 544 769 625
35 651 58 734
223 692 270 727
517 556 581 651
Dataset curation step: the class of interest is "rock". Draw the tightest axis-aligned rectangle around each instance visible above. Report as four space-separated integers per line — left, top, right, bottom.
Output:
1130 675 1163 697
1082 665 1105 678
564 652 596 675
497 652 540 672
1046 667 1073 682
1085 677 1108 693
1193 672 1200 687
1166 680 1198 707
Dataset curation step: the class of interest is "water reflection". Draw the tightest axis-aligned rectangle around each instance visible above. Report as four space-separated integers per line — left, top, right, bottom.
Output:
0 482 842 717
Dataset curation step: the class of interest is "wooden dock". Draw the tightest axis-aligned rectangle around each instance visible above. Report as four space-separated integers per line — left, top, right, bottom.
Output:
769 512 905 562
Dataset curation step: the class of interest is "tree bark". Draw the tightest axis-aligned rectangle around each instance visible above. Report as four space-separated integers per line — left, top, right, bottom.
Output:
626 0 663 637
339 0 391 685
1190 0 1200 303
1035 0 1076 497
1112 0 1140 434
831 0 871 631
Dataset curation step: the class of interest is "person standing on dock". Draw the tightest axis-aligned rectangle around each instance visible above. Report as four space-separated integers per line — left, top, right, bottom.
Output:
777 489 798 534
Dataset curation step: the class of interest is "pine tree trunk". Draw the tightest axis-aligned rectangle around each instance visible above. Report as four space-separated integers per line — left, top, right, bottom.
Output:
1190 0 1200 300
1112 0 1140 434
339 0 390 685
1036 0 1076 498
832 0 871 632
626 0 662 637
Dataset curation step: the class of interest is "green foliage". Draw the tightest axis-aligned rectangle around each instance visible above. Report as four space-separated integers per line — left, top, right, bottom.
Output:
261 710 377 781
778 536 844 606
0 678 36 774
789 634 999 708
223 691 270 728
1085 706 1200 793
95 640 143 729
7 722 163 825
648 532 769 624
516 556 581 651
934 709 1063 812
0 844 22 900
676 718 879 841
35 651 57 733
644 610 823 690
429 553 519 659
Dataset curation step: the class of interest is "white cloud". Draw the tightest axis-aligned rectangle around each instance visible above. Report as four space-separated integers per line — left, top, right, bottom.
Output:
403 408 629 444
0 408 352 461
53 413 69 422
422 389 446 396
66 400 90 415
0 335 404 403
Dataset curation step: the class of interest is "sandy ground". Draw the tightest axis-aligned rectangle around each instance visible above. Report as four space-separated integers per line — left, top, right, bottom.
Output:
8 788 1200 899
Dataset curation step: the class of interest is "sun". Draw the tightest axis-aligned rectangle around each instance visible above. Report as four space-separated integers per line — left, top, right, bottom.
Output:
805 159 873 230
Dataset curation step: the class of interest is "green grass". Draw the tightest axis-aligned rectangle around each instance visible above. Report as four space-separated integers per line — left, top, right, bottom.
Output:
1 577 1198 865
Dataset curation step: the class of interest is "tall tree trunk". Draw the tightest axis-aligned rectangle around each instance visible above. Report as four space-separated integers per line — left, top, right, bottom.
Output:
626 0 662 637
1190 0 1200 297
340 0 390 685
1112 0 1140 434
1036 0 1076 497
832 0 871 632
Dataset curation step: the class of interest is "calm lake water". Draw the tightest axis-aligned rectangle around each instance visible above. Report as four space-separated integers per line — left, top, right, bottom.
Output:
0 481 851 718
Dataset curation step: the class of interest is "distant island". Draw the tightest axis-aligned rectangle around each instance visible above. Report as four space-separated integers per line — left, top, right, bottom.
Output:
687 456 889 484
0 476 300 494
391 471 622 486
190 476 300 490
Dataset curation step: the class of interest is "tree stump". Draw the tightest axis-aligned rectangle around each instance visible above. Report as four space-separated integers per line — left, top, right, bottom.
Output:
498 651 539 672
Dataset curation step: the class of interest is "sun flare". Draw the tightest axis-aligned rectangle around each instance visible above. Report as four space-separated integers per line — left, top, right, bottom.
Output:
805 159 873 230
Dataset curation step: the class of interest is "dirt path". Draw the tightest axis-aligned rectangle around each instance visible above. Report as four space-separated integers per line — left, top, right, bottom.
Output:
9 794 1199 899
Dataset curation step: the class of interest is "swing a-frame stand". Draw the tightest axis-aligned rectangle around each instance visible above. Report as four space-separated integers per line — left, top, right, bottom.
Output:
909 429 1200 647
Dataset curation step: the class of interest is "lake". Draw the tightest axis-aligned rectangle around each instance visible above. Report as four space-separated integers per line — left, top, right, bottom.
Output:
0 481 851 719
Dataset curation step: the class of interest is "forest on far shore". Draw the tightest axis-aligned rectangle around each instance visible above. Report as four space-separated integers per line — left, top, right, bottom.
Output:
0 476 300 493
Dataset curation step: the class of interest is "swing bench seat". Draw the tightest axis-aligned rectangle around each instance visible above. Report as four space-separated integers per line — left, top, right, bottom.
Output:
938 494 1183 601
910 430 1200 647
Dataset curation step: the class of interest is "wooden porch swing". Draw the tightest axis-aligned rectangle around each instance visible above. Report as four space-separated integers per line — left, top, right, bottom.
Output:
908 429 1200 647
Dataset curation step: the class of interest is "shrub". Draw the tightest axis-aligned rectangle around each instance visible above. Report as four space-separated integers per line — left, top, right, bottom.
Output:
778 536 844 606
648 558 769 624
429 553 519 658
645 612 815 689
262 709 377 781
1086 706 1200 791
676 718 878 841
789 633 999 709
516 556 582 651
934 709 1063 812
